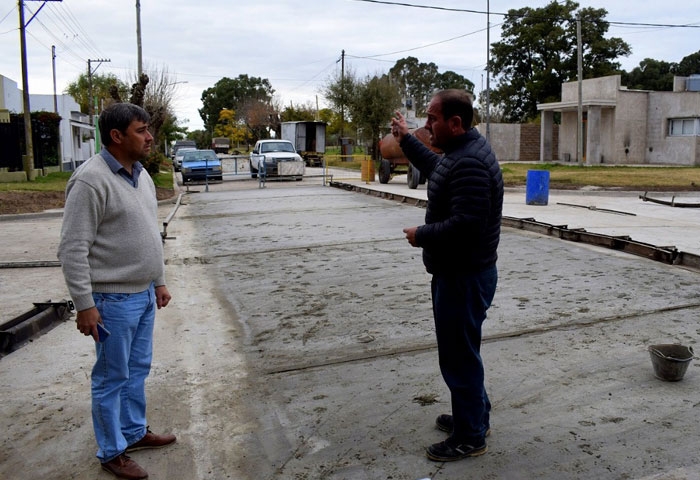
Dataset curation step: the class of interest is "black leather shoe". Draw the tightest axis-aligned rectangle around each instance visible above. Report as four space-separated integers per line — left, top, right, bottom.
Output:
426 437 487 462
435 414 491 437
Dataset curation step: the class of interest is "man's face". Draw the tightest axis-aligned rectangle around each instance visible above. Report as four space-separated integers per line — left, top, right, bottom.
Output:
425 98 451 149
115 120 153 161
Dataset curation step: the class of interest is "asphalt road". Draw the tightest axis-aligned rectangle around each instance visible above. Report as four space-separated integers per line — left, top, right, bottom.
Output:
2 172 700 480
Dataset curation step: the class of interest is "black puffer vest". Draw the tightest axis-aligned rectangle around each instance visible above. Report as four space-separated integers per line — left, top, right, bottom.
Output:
399 128 503 274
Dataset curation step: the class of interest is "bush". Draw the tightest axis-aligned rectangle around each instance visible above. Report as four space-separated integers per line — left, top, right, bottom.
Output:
142 151 167 176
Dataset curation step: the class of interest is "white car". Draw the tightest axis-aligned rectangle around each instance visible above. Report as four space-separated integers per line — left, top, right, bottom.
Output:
249 139 304 180
173 147 196 172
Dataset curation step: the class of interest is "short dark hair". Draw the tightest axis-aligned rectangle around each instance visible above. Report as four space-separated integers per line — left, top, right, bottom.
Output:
98 103 150 146
433 89 474 129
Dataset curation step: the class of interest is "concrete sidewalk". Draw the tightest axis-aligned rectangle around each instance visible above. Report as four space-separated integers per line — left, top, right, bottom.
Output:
343 174 700 258
2 176 700 479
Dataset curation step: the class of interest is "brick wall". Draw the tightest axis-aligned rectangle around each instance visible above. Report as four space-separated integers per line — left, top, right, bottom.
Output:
518 124 559 161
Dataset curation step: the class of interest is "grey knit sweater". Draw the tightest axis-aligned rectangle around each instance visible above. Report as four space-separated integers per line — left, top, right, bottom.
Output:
57 153 166 312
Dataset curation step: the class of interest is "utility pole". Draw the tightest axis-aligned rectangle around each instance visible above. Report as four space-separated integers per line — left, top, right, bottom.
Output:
18 0 33 180
51 45 57 113
18 0 62 180
136 0 142 76
340 49 345 140
87 58 111 117
485 0 490 141
87 58 110 152
576 13 583 165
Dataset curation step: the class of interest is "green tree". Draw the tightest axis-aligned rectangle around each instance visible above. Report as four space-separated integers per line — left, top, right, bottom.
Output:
389 57 475 116
65 73 129 113
676 50 700 77
318 108 342 139
187 129 211 150
489 0 630 122
348 74 402 160
437 70 476 97
199 75 275 133
622 59 675 91
160 115 188 154
389 57 438 116
280 102 317 122
323 67 358 138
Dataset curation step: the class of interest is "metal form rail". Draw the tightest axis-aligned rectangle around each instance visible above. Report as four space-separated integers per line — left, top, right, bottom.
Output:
1 300 74 355
329 181 700 272
639 192 700 208
161 192 184 242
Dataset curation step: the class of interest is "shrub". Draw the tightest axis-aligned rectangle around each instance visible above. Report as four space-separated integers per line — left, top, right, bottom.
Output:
142 151 167 176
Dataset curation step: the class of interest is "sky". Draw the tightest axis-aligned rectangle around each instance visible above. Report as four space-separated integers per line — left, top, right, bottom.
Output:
1 0 698 131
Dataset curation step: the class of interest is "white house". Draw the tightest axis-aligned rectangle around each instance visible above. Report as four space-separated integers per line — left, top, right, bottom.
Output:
0 74 94 172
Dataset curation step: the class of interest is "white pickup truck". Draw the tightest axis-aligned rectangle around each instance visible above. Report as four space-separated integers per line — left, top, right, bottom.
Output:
249 139 305 180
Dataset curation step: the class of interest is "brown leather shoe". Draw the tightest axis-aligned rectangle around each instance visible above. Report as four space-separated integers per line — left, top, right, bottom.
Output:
126 427 176 452
101 454 148 479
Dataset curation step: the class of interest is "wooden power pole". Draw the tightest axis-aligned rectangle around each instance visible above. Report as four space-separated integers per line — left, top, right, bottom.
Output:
18 0 62 180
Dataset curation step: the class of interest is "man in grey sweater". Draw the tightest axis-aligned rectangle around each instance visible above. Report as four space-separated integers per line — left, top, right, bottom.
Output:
58 103 175 480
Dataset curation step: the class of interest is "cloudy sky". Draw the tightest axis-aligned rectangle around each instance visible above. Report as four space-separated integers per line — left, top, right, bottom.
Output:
1 0 698 131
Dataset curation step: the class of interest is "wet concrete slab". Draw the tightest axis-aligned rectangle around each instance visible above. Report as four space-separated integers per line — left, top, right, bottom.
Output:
2 177 700 479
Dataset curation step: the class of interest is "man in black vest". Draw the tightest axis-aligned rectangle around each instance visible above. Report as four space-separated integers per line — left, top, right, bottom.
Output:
391 89 503 462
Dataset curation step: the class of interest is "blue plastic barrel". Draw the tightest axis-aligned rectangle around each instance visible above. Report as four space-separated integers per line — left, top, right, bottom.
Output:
525 170 550 205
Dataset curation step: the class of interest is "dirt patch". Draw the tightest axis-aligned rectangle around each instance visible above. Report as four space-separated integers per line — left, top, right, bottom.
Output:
0 188 175 215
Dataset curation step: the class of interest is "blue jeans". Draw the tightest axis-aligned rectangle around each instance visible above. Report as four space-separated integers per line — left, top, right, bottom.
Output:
91 283 155 462
431 266 497 444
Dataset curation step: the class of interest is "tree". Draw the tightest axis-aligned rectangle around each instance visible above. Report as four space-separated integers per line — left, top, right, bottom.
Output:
187 129 211 150
213 108 249 147
622 59 675 91
437 70 476 96
109 65 183 159
619 50 700 92
239 98 280 143
199 75 275 133
323 66 358 138
318 108 342 139
676 50 700 77
489 0 631 122
348 74 402 160
388 57 475 116
65 73 129 113
389 57 438 116
160 115 188 152
280 102 317 122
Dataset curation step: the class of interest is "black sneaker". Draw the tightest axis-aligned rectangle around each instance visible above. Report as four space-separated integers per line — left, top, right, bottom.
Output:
435 414 453 432
426 437 487 462
435 414 491 437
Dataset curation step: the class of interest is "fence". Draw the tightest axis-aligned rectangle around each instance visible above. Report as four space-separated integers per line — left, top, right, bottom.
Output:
0 114 60 172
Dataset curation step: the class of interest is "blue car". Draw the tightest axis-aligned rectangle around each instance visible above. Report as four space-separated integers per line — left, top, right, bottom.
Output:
181 149 223 184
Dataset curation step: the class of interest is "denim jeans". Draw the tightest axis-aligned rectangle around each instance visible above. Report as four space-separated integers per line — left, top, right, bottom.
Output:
431 266 497 444
91 283 155 462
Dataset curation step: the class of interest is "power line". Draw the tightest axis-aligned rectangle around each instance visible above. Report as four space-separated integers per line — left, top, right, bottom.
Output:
21 1 108 76
56 3 103 54
44 3 102 59
0 5 15 27
349 25 491 60
351 0 700 29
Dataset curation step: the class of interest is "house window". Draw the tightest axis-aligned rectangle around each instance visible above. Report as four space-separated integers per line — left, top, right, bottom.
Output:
669 118 699 136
